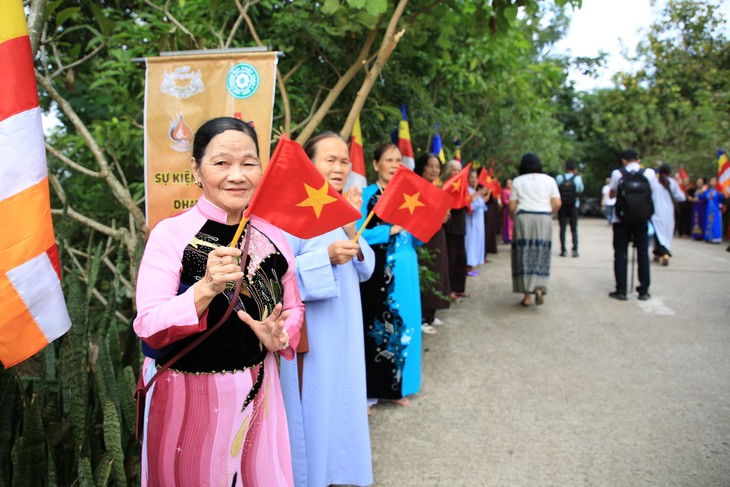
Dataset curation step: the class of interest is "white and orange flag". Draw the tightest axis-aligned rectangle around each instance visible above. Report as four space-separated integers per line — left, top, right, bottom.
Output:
345 115 367 189
0 0 71 367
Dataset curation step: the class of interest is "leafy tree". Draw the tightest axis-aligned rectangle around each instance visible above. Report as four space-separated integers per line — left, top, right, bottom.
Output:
2 1 584 484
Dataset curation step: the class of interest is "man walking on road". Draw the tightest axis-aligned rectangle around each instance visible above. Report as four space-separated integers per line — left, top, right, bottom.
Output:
609 149 656 301
556 160 584 257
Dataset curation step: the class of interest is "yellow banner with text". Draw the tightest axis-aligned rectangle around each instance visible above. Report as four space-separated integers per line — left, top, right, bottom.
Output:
144 51 277 229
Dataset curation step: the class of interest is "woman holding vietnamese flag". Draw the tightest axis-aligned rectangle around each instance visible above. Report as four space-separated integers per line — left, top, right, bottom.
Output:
414 152 451 334
133 117 303 486
359 142 423 407
279 132 376 487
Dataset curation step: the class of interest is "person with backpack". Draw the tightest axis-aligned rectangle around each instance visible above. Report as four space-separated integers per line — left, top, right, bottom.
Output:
555 160 584 257
608 149 657 301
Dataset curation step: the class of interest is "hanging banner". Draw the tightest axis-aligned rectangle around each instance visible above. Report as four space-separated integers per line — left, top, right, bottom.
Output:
144 50 277 229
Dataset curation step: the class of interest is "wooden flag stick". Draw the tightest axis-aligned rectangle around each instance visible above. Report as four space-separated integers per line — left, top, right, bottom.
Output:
352 209 375 242
229 216 249 247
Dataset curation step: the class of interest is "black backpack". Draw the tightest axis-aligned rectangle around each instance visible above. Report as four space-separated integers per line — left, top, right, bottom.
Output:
615 167 654 223
558 174 577 208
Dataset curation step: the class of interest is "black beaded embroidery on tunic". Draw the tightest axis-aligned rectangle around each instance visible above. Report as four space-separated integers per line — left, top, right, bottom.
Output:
156 220 287 373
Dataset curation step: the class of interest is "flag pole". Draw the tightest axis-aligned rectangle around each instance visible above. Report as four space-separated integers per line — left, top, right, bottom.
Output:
352 210 375 242
229 216 250 247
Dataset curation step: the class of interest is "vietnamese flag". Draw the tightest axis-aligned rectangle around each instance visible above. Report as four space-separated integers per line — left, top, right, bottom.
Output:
346 115 367 189
244 135 362 238
477 167 491 188
372 165 452 242
442 162 472 211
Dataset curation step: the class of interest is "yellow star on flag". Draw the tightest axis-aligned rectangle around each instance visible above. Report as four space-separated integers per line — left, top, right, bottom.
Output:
399 192 426 215
296 181 337 218
451 179 461 192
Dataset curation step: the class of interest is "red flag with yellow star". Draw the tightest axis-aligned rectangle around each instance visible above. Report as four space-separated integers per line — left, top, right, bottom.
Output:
244 135 362 238
372 165 452 242
442 162 472 211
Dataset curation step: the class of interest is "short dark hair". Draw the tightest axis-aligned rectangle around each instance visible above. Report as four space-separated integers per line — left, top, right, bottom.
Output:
192 117 258 167
373 142 399 162
620 148 640 162
518 153 542 175
565 160 577 171
303 131 346 161
414 152 438 176
658 163 671 176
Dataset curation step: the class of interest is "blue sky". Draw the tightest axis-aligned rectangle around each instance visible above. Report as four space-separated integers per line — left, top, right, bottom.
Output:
554 0 730 91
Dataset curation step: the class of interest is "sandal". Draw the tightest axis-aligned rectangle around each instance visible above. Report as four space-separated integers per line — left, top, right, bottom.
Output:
535 289 544 306
421 323 437 335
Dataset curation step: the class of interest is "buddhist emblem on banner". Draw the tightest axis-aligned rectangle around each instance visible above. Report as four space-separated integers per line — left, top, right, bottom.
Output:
160 66 205 99
227 63 260 99
168 113 193 152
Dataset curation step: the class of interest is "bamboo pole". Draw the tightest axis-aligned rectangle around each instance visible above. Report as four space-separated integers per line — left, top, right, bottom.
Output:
352 210 375 242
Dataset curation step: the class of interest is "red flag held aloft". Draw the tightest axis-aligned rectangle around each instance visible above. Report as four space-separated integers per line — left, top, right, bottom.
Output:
372 165 452 242
244 135 362 238
443 162 472 211
477 167 491 188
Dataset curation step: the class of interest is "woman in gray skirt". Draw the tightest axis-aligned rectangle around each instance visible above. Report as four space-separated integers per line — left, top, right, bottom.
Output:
509 153 562 306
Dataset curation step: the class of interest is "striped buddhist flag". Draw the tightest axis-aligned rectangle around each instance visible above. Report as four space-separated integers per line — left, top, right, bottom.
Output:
430 122 446 164
0 0 71 367
397 103 415 170
454 137 461 163
717 150 730 195
345 115 367 189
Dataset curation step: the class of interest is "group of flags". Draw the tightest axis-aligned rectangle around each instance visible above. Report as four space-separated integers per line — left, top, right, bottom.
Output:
11 0 729 371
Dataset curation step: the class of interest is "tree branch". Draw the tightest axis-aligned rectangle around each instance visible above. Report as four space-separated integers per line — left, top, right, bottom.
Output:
144 0 200 49
50 175 129 241
27 0 47 56
340 1 409 139
46 143 102 178
36 72 147 233
297 25 380 143
240 5 292 134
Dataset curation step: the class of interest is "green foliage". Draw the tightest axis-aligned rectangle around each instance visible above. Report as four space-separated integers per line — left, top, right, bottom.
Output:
2 243 139 486
569 0 730 189
10 0 597 484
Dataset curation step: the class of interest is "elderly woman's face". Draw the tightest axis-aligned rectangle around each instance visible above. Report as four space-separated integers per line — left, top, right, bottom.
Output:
313 137 351 192
373 146 402 186
423 156 441 183
192 129 261 224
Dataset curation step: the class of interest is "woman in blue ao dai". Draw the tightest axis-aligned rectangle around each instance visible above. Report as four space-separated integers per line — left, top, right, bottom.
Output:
279 133 375 487
358 143 422 406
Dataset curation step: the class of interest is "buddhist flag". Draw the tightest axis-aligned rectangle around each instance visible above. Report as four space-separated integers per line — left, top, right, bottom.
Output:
372 165 452 242
345 115 367 189
430 122 445 164
0 0 72 367
244 135 362 238
442 162 472 211
717 150 730 195
397 103 415 170
454 138 462 163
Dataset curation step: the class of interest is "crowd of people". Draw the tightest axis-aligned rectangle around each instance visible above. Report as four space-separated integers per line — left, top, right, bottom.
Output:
132 118 726 486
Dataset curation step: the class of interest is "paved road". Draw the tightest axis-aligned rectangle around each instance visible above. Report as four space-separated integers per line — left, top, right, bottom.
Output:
366 218 730 487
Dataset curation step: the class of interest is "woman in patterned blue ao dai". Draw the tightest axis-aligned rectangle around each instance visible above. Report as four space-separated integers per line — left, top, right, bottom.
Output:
358 143 423 407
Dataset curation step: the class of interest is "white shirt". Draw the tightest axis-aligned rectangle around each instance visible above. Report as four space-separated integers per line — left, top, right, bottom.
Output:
608 162 656 224
601 184 616 206
510 173 560 213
